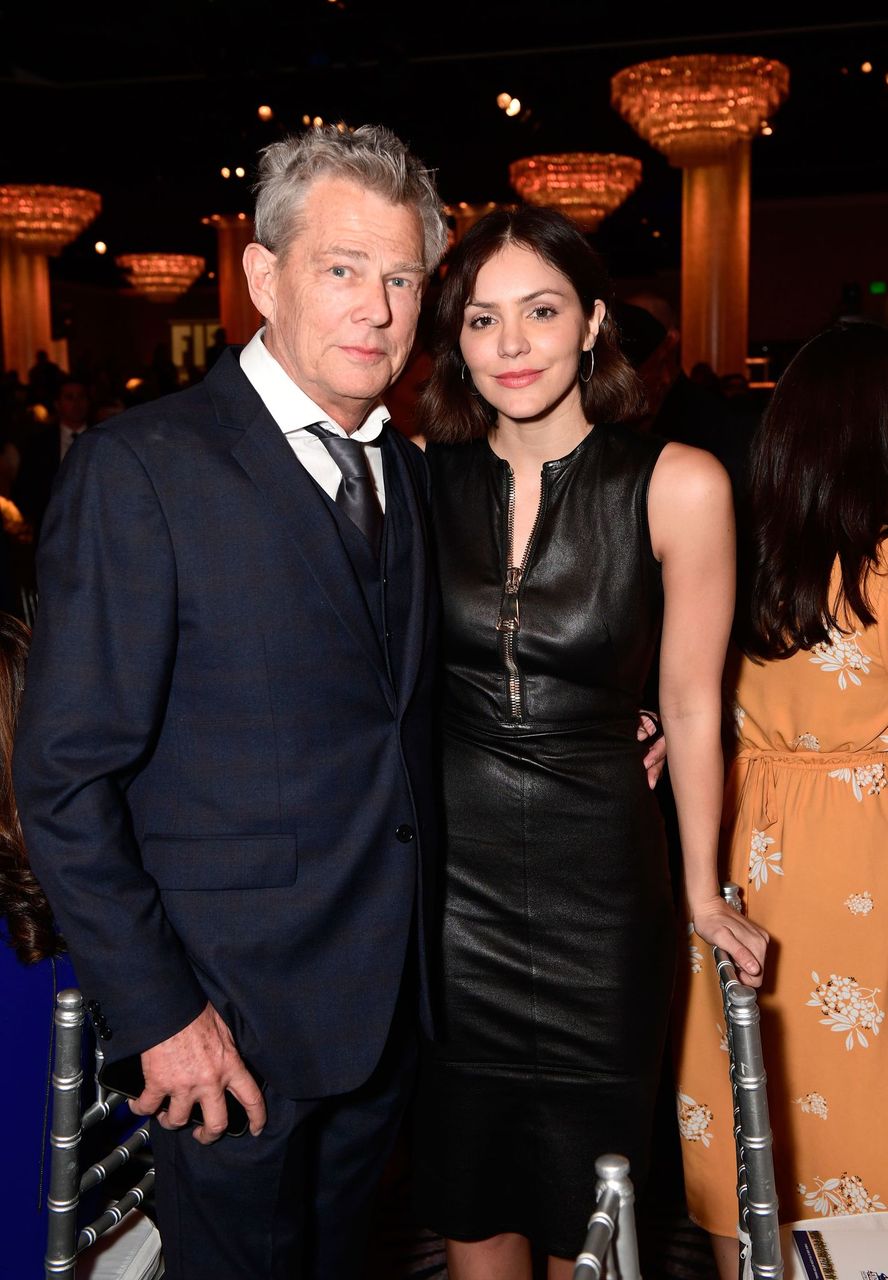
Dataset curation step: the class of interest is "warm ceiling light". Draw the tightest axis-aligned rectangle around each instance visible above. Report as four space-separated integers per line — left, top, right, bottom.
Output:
443 201 506 243
505 98 522 117
94 240 107 255
312 116 324 127
509 153 643 231
234 167 245 178
0 184 101 251
116 253 206 303
861 61 873 73
497 92 512 109
611 54 789 165
220 167 231 179
257 104 273 120
761 122 773 136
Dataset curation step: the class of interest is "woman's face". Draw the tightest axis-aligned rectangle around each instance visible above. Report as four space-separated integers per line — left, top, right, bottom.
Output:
458 242 603 426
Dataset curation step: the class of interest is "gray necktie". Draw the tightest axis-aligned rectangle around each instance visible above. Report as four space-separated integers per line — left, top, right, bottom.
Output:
304 423 383 556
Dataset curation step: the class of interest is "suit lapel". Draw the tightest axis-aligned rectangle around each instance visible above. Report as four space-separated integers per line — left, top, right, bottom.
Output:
382 429 428 712
207 353 394 711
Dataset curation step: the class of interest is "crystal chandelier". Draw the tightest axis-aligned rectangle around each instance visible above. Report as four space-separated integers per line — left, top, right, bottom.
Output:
443 201 511 244
611 55 790 165
508 154 642 231
116 253 206 303
0 184 101 251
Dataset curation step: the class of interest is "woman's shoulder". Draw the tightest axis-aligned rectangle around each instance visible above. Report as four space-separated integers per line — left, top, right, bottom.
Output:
591 424 724 499
649 435 732 494
874 531 888 575
860 533 888 615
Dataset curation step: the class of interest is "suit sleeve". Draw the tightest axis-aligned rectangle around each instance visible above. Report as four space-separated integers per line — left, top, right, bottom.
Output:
13 427 207 1059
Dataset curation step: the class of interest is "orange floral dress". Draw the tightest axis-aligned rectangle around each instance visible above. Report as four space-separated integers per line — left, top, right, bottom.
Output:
672 559 888 1235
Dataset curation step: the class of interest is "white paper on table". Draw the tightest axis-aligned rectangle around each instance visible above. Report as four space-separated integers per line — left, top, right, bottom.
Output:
780 1213 888 1279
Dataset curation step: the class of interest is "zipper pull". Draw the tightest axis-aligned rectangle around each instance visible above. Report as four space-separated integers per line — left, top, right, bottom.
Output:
496 566 522 631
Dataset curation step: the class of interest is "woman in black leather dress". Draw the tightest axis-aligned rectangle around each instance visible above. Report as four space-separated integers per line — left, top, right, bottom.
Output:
411 206 769 1279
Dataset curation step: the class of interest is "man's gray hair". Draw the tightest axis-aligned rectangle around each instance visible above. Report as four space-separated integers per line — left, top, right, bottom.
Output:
253 123 449 274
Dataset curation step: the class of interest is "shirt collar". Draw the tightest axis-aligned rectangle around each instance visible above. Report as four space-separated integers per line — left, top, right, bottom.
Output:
239 327 389 442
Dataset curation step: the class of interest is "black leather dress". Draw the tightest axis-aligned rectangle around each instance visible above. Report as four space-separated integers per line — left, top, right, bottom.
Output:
413 426 678 1259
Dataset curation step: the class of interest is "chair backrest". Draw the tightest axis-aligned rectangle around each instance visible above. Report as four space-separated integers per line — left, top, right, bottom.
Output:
573 1154 641 1280
716 883 783 1280
45 988 163 1280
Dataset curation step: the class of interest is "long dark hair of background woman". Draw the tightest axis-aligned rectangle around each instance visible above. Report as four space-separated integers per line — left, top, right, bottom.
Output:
743 320 888 658
0 612 63 962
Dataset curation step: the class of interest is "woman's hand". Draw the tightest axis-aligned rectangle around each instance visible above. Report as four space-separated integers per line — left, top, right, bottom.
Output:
637 710 666 789
690 896 769 988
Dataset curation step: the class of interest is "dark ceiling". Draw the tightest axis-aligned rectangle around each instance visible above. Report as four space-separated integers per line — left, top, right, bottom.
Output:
1 4 886 285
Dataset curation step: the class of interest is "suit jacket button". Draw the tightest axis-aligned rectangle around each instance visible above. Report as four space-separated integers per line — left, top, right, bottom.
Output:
100 1027 113 1040
395 824 415 843
87 1000 100 1013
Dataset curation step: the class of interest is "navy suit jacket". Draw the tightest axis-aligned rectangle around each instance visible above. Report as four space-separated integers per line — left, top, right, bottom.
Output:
13 350 440 1099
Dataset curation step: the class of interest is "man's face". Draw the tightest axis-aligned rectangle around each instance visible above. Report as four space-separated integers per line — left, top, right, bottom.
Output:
55 382 89 429
263 177 426 432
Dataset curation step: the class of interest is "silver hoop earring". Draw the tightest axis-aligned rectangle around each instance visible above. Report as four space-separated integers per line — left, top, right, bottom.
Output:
461 362 482 398
579 348 595 383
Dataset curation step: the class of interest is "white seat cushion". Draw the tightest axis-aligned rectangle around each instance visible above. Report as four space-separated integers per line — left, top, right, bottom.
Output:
76 1209 163 1280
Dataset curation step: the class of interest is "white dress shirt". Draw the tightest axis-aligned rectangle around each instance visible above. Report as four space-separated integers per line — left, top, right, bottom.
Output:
239 327 387 511
59 424 87 462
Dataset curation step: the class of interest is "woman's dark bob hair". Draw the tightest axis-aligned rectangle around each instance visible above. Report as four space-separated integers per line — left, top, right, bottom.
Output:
419 204 646 443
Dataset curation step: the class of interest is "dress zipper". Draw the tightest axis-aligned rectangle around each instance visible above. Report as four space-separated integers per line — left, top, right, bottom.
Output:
496 465 545 721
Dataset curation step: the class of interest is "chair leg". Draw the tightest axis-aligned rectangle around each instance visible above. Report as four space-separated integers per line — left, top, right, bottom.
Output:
45 989 85 1280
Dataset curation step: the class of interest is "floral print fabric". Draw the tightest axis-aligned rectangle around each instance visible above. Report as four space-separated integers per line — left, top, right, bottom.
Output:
672 554 888 1235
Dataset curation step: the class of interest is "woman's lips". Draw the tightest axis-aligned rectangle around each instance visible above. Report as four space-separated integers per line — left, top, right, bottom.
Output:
492 369 544 388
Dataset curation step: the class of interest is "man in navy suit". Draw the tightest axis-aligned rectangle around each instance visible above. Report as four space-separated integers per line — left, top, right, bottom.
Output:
14 375 92 541
13 124 449 1279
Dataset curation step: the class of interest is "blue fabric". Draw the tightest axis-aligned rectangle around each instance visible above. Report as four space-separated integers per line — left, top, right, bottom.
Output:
0 925 146 1277
0 922 77 1280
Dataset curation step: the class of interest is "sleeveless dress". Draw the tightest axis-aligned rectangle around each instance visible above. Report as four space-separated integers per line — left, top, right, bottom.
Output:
412 426 678 1258
672 554 888 1236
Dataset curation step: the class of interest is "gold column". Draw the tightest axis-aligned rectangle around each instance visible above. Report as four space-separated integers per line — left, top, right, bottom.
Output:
0 239 52 378
203 213 259 344
0 185 101 375
681 144 751 378
612 56 789 376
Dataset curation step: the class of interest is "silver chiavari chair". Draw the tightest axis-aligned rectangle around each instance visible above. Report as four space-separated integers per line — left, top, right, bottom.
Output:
716 883 782 1280
573 1154 642 1280
45 988 163 1280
